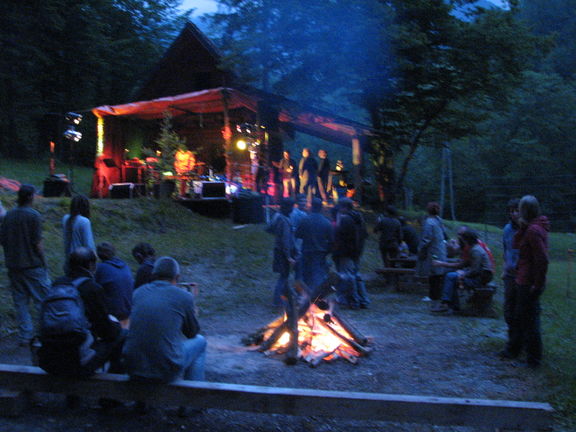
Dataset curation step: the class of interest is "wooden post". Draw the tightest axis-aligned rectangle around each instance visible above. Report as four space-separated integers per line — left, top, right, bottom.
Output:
352 135 362 203
221 89 232 181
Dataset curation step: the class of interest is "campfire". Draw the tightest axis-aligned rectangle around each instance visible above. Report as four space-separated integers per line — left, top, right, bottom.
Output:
244 275 372 366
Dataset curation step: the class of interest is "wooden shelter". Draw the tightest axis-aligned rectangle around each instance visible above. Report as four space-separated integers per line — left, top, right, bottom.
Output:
90 22 373 198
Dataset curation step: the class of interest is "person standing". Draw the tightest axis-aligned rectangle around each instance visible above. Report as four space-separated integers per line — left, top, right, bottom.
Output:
374 205 403 267
416 202 447 304
123 256 206 383
333 198 368 309
0 185 51 346
266 198 298 307
498 199 520 359
504 195 549 368
316 149 331 204
63 194 95 263
298 148 318 205
275 151 297 198
295 198 334 297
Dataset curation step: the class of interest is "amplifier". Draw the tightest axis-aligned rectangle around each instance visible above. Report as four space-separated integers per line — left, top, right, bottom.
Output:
109 183 134 199
43 178 71 197
191 181 226 198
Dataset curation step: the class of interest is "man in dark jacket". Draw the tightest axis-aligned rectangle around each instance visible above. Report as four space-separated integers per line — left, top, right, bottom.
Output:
298 148 318 205
296 198 333 297
0 185 51 345
374 205 403 267
95 242 134 326
38 247 124 377
266 198 297 307
333 198 369 309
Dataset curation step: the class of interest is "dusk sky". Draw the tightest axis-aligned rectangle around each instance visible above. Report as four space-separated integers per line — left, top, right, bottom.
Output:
180 0 508 17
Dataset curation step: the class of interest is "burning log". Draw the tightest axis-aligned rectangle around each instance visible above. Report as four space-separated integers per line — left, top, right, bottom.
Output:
248 272 371 366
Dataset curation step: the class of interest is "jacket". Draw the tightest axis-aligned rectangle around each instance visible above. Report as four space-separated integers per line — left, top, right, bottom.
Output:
514 216 550 292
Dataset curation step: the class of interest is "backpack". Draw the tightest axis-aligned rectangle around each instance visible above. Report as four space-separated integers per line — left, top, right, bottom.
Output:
40 277 90 343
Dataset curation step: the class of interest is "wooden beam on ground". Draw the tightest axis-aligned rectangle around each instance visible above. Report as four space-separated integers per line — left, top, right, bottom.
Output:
0 364 553 430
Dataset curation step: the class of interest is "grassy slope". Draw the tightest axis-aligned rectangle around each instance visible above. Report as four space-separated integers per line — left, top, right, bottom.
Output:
0 159 575 428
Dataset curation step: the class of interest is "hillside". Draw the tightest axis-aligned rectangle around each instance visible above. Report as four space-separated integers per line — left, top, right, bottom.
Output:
0 195 571 431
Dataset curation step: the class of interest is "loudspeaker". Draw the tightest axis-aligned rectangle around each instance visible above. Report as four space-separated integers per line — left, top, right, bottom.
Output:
109 183 134 199
43 178 71 197
201 182 226 198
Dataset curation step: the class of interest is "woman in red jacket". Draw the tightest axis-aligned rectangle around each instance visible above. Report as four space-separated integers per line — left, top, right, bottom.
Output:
501 195 549 368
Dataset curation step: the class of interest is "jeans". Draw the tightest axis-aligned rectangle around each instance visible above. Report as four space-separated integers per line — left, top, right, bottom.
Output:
441 272 481 309
8 266 51 343
273 272 289 307
507 284 542 365
354 258 370 306
301 252 328 298
181 335 207 381
335 257 359 308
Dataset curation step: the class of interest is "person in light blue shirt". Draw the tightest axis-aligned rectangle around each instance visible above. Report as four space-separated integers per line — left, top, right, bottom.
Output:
499 198 521 359
63 194 95 260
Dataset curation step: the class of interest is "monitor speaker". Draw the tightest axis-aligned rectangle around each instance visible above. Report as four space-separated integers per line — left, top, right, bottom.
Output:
109 183 134 199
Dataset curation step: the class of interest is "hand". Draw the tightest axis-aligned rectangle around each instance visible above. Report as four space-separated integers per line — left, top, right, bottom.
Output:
288 258 296 266
456 270 465 278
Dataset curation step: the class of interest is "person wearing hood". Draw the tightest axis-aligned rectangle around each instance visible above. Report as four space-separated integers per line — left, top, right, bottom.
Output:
502 195 549 368
95 242 134 327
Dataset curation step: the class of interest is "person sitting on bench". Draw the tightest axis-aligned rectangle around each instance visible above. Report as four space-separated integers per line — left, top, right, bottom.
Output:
122 256 206 383
38 247 125 377
432 229 493 314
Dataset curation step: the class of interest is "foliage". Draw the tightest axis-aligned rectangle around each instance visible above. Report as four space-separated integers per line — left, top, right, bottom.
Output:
0 0 189 160
148 112 187 177
373 0 540 202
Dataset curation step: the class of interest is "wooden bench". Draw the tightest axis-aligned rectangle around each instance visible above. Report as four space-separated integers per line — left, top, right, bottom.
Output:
458 283 497 316
375 267 421 291
0 364 554 430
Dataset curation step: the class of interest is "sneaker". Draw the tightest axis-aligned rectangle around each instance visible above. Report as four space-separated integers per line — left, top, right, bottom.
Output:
421 296 432 302
431 303 451 313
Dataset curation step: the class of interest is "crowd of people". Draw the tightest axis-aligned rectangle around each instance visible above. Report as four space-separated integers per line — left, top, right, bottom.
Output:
0 182 550 404
274 148 347 205
266 196 369 310
0 185 205 413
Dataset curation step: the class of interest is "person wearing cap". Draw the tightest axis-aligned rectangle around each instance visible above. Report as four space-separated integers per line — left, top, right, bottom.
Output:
0 185 51 346
122 256 206 383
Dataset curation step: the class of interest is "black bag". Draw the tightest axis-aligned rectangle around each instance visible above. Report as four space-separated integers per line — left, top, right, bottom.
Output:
40 277 90 343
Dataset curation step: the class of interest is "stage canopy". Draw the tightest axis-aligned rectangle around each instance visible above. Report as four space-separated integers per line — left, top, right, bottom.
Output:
92 87 374 145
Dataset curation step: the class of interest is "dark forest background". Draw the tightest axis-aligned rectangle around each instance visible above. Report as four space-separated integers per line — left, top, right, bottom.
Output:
1 0 574 229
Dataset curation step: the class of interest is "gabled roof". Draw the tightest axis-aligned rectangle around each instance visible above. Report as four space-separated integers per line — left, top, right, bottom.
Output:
93 87 374 145
135 22 233 101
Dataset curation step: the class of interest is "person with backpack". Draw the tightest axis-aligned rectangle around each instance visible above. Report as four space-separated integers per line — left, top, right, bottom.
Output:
38 247 124 377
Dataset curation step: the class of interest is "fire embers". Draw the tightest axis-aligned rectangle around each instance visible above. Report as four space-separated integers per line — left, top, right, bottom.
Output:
244 291 372 367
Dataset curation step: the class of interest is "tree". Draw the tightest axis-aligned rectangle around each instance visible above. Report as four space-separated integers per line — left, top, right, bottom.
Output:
0 0 188 159
371 0 539 203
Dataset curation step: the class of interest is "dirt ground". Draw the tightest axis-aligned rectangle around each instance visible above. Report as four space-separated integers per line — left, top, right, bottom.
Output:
0 263 552 432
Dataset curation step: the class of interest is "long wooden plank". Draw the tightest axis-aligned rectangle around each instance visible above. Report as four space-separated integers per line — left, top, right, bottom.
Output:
0 364 553 430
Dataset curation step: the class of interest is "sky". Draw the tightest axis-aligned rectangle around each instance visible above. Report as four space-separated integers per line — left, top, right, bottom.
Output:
180 0 508 17
180 0 218 17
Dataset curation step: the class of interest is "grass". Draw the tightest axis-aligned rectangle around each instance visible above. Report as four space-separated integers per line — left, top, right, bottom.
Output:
0 157 93 197
1 157 576 427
